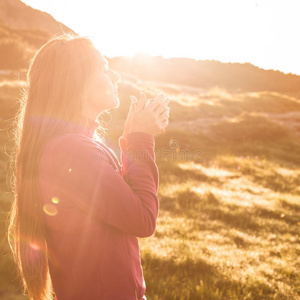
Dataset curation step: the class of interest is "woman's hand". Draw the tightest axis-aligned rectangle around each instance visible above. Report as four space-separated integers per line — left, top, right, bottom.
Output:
127 92 171 136
122 96 138 138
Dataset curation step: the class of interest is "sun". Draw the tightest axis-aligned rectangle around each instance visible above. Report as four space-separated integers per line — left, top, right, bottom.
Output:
21 0 300 75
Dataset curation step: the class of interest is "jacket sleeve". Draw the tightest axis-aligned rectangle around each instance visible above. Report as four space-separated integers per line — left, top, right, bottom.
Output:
51 132 159 238
119 133 159 190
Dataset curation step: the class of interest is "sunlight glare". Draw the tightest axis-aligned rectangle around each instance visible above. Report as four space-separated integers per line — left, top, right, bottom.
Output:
29 242 40 251
43 204 58 216
52 196 60 204
21 0 300 74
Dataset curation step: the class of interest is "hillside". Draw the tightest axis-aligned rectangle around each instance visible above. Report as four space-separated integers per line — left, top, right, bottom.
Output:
0 23 51 69
0 0 73 36
0 0 299 93
1 77 300 300
0 0 74 70
109 55 300 93
0 0 300 299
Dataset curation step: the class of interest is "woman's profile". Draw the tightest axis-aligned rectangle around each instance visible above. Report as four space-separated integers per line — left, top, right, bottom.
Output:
7 34 170 300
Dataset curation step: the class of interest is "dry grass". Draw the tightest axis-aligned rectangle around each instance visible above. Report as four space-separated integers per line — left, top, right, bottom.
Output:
1 77 300 299
140 157 300 299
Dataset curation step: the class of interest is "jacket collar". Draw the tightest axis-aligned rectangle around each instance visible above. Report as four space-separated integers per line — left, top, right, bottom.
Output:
66 117 99 138
29 116 99 139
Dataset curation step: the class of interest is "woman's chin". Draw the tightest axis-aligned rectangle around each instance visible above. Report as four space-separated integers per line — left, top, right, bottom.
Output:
113 96 120 109
104 97 119 111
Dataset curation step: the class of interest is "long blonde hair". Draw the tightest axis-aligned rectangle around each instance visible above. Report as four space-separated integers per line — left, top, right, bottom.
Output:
7 34 107 300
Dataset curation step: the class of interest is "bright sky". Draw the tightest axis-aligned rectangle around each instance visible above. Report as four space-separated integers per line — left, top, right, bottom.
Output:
21 0 300 75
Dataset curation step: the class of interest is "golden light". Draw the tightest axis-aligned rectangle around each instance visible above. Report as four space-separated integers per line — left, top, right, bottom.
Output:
43 204 58 216
21 0 300 75
51 196 60 204
29 243 40 251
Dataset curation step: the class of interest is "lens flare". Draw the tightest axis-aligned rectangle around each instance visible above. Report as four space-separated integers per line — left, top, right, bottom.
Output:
30 242 40 251
52 196 60 204
43 204 58 216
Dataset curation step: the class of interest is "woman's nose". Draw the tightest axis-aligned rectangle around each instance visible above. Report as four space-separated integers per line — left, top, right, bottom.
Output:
109 69 121 83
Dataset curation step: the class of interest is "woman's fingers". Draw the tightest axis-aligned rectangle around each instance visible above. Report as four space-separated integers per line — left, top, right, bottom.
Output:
147 93 165 111
140 92 147 102
158 119 169 132
159 107 170 120
123 96 139 137
163 98 171 106
154 100 170 116
130 95 138 104
130 95 138 105
128 91 170 136
133 92 148 111
131 92 170 113
150 95 170 135
130 96 138 111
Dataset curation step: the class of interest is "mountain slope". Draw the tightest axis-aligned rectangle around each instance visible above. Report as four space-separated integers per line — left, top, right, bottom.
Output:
0 0 73 36
108 55 300 93
1 0 300 94
0 0 75 70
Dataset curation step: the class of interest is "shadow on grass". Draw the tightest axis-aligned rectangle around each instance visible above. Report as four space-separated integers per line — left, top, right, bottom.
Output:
159 190 260 232
254 207 296 225
252 170 300 195
141 251 276 300
208 145 300 195
159 189 300 236
278 198 300 213
157 160 222 186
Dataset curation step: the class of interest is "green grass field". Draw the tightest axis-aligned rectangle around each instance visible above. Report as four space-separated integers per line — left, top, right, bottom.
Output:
0 77 299 299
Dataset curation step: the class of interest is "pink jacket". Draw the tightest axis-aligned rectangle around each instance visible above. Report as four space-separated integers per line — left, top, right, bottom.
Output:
38 119 159 300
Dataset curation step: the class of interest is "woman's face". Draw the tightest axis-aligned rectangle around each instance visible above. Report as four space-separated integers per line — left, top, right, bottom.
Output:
84 59 121 119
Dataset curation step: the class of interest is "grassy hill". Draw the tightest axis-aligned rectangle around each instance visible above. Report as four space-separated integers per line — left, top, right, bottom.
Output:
1 72 299 299
108 55 300 93
0 23 51 70
0 0 300 299
98 79 300 300
0 0 73 36
0 0 74 70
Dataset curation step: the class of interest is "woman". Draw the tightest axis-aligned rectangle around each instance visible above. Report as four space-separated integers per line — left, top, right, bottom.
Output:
8 34 170 300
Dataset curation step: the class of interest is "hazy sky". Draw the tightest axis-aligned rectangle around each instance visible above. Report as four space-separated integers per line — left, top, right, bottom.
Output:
21 0 300 75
